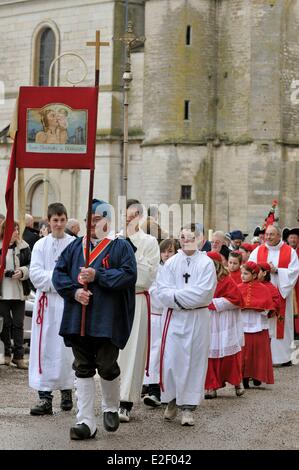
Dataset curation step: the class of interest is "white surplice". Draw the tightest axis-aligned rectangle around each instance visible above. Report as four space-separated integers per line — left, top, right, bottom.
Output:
118 229 160 402
143 263 165 385
29 233 75 391
209 298 244 358
157 250 217 406
250 241 299 364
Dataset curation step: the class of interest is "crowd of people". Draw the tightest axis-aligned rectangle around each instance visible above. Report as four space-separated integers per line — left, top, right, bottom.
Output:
0 201 299 440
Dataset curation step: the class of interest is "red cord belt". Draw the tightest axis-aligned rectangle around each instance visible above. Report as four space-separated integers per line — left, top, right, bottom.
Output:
36 292 48 374
136 290 151 377
159 304 209 392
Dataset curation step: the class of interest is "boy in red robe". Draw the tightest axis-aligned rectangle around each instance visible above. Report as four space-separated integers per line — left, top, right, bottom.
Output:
258 262 281 317
228 251 242 285
205 251 245 398
239 262 275 389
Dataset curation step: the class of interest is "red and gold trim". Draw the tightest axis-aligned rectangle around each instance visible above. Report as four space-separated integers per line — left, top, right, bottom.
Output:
82 236 112 266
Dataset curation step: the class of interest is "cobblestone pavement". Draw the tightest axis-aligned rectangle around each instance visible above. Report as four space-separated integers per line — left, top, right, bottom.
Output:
0 349 298 451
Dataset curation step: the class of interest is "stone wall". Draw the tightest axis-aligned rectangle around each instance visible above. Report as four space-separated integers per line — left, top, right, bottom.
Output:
143 0 216 144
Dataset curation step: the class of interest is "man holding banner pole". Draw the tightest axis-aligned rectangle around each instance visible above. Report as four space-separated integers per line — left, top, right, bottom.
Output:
52 199 137 440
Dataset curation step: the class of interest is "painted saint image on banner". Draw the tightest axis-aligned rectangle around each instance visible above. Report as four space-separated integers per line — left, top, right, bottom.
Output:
26 104 87 154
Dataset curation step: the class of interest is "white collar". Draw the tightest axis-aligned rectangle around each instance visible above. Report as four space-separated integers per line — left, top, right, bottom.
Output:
91 230 115 245
178 249 199 258
265 240 284 251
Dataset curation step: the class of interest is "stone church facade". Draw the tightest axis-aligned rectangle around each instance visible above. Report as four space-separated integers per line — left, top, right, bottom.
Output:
0 0 299 234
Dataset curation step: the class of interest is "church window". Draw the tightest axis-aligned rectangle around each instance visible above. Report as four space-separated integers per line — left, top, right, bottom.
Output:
38 28 56 86
29 180 55 219
186 25 192 45
181 185 192 200
184 100 190 120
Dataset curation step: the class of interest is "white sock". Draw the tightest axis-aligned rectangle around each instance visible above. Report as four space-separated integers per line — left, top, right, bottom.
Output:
75 376 97 434
100 376 120 413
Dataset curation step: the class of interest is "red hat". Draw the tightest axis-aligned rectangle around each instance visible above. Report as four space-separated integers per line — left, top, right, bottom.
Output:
240 243 254 252
258 262 271 272
243 261 260 274
207 251 222 263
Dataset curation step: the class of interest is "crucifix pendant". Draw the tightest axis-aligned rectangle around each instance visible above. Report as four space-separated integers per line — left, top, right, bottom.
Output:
183 273 190 284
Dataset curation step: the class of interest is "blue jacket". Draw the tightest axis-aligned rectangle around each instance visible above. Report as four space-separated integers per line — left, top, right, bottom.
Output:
52 237 137 349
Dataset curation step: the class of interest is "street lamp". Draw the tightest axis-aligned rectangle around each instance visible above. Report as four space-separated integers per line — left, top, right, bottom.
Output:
116 21 145 233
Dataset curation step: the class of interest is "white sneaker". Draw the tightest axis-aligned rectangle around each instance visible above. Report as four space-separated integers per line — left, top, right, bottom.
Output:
163 399 177 421
143 395 161 407
181 410 195 426
118 407 130 423
204 389 217 399
235 383 245 397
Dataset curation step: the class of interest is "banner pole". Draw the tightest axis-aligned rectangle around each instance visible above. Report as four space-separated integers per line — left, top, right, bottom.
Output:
80 31 109 336
18 168 25 237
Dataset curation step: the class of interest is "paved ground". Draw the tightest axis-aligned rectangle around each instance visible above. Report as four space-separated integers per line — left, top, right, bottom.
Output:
0 348 298 451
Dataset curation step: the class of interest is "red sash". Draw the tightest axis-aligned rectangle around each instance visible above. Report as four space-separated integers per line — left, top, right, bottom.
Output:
159 308 173 392
82 237 112 265
257 243 291 339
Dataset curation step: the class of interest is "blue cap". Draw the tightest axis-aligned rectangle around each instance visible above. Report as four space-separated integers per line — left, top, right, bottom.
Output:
229 230 247 241
92 199 112 220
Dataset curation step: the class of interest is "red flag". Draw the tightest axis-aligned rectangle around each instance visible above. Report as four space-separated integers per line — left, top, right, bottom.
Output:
263 199 279 230
0 133 17 280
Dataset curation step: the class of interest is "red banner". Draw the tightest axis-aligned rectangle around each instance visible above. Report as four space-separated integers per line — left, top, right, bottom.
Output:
0 137 17 279
16 86 98 169
0 86 99 279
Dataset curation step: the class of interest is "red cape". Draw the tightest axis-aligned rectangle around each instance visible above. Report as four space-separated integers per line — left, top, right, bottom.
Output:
214 275 244 308
262 281 281 315
238 280 274 311
229 270 242 286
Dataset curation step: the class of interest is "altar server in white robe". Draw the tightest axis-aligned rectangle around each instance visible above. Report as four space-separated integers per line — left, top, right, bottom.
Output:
249 225 299 366
118 200 160 422
29 203 75 416
143 238 179 408
157 223 217 426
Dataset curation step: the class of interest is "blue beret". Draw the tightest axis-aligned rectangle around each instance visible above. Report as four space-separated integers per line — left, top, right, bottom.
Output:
92 198 112 220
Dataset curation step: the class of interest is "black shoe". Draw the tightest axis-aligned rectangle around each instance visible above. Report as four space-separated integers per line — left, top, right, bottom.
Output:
281 360 292 367
60 390 73 411
141 384 149 398
30 399 53 416
70 423 97 440
103 411 120 432
143 395 162 407
253 379 262 386
242 378 250 389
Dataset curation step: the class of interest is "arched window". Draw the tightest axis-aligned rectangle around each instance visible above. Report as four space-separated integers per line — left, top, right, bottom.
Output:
30 181 55 219
38 28 55 86
31 21 59 86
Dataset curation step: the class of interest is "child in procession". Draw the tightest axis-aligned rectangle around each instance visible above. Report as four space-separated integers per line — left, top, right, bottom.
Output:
204 251 245 399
